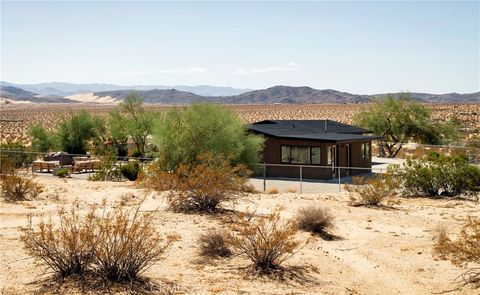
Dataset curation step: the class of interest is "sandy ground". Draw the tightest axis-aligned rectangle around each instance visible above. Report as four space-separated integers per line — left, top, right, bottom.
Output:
1 174 479 295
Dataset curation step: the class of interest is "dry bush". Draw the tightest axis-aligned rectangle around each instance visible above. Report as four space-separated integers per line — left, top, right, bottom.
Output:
266 186 279 194
198 229 232 258
434 217 480 288
22 205 98 277
146 152 251 213
93 204 178 282
295 206 334 235
286 187 298 193
22 201 178 284
1 158 44 201
227 210 307 273
344 171 398 206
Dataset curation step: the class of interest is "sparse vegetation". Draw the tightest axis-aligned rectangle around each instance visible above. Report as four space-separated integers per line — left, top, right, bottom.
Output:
344 171 398 206
227 210 306 273
266 186 279 194
1 159 44 201
146 152 251 213
198 230 232 258
120 161 141 181
434 217 480 288
22 201 178 283
295 206 335 235
89 150 124 182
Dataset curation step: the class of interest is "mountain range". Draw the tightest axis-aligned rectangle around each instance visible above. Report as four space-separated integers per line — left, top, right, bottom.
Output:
1 82 479 105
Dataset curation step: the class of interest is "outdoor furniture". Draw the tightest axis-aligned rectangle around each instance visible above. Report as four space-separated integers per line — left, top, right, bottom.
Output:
32 160 60 173
73 159 101 173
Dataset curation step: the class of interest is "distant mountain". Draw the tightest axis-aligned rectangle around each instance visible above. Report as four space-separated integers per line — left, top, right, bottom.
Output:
221 86 371 104
2 83 479 104
0 81 252 97
0 86 75 103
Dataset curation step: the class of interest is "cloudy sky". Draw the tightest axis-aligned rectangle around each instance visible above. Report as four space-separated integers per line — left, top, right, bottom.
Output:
1 1 479 94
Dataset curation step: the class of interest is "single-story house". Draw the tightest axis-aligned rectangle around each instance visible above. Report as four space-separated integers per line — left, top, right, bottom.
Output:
248 120 381 180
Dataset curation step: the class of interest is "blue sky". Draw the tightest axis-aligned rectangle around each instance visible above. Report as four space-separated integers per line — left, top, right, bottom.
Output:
1 1 479 94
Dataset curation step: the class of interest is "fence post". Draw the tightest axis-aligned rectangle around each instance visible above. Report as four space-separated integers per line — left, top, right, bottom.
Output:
299 165 303 194
263 162 266 192
338 166 341 193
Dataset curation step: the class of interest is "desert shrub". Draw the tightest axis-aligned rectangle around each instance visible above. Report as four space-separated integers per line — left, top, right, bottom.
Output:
120 162 141 181
153 103 264 171
22 205 98 277
434 217 480 288
22 202 178 283
0 141 34 168
1 160 44 201
146 152 251 213
89 151 124 182
28 123 56 152
344 170 398 206
286 187 298 193
198 230 232 258
400 153 480 198
295 206 334 235
227 210 306 273
53 167 71 178
266 186 279 194
93 205 178 282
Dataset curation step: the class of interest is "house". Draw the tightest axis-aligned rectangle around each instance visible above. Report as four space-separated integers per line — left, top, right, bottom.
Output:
248 120 381 180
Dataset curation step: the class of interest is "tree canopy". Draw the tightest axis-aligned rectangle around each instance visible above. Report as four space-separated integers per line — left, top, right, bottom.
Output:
354 94 460 157
153 103 264 170
108 93 156 157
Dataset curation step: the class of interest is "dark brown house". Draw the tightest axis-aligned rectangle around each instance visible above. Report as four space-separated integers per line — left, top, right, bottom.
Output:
248 120 381 180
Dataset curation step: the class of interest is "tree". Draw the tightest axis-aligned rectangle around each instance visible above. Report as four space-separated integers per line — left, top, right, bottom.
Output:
108 93 156 157
354 94 460 157
28 124 55 152
153 103 264 171
57 111 105 154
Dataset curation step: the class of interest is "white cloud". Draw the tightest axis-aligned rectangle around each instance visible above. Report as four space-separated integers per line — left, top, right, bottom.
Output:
234 63 299 75
160 67 208 75
121 69 156 75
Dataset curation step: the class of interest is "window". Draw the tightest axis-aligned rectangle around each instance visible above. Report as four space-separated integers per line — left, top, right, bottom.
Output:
281 145 321 165
281 146 290 163
361 143 370 160
327 146 332 165
311 147 321 164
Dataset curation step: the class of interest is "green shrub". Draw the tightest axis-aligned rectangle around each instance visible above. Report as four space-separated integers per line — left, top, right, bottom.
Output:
400 153 480 198
344 171 399 206
153 103 264 171
53 167 71 178
120 162 141 181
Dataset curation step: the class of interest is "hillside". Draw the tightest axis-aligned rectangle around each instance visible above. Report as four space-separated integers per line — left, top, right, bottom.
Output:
0 86 75 103
2 83 479 104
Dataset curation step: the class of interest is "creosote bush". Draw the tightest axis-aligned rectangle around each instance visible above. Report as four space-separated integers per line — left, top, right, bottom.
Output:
295 206 334 235
146 152 251 213
400 153 480 199
21 201 178 284
198 230 232 258
344 170 398 206
226 210 306 273
1 159 44 202
22 205 98 277
434 217 480 288
53 167 71 178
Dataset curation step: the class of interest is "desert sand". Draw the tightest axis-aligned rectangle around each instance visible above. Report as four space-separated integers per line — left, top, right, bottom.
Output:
1 173 479 294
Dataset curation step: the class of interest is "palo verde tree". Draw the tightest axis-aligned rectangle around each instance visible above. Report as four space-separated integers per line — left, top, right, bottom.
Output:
153 103 264 171
28 124 56 152
57 111 105 154
108 93 156 157
354 94 460 157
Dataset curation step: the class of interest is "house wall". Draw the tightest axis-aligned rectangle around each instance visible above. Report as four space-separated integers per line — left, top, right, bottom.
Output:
259 136 372 180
